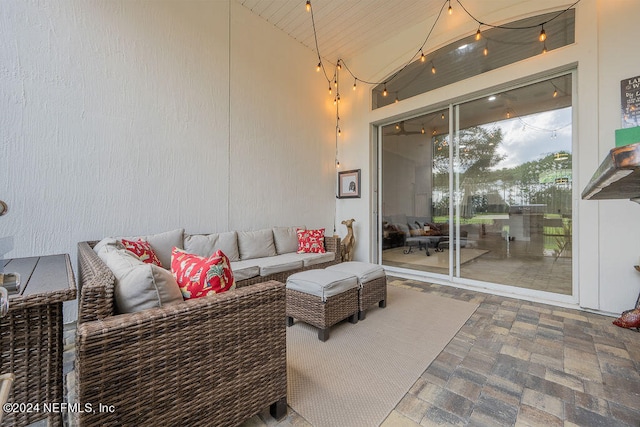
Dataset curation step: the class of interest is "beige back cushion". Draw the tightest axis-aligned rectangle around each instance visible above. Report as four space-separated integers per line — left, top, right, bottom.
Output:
96 244 183 314
237 228 277 260
183 231 239 261
272 226 305 254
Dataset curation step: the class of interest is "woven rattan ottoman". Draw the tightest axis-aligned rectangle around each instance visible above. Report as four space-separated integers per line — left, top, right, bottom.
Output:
286 269 359 341
326 261 387 320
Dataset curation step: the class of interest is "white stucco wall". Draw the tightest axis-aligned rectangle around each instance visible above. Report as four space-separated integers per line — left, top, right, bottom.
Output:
336 0 640 315
0 1 334 321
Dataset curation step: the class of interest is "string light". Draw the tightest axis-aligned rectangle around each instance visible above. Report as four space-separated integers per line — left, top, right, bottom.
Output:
395 123 400 130
506 111 511 119
421 126 425 134
441 113 445 120
394 95 399 103
539 25 546 42
305 0 580 134
553 88 558 97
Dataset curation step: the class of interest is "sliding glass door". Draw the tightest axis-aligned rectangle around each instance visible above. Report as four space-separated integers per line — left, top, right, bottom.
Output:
380 73 573 295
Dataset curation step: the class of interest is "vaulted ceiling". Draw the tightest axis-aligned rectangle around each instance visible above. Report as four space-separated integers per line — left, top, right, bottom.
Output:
234 0 536 62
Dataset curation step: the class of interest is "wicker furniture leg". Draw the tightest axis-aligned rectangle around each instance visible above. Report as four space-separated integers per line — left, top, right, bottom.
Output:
270 397 287 420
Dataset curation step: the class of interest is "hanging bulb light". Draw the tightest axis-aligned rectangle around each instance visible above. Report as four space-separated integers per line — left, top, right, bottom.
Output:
421 126 425 134
337 60 341 70
333 97 337 105
542 43 548 54
337 94 341 103
394 95 399 103
333 78 337 87
431 62 436 74
475 26 482 41
483 43 489 56
420 51 426 62
506 111 511 119
306 0 311 12
353 79 357 91
553 88 558 98
441 113 445 120
316 62 321 72
539 25 546 42
328 85 332 95
432 129 437 135
395 123 400 130
338 128 342 136
448 1 452 15
382 85 388 97
336 160 340 168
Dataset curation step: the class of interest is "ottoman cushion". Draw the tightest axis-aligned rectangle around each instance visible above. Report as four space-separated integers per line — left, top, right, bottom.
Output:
286 270 358 301
326 261 385 285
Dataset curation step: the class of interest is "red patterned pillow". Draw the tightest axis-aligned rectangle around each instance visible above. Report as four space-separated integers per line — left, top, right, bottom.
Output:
171 248 236 300
121 239 162 266
296 228 326 254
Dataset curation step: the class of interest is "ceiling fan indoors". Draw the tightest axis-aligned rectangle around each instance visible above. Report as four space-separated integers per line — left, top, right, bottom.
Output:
384 121 423 136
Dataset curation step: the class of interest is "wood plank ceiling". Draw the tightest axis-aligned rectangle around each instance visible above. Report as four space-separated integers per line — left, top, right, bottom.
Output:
234 0 446 62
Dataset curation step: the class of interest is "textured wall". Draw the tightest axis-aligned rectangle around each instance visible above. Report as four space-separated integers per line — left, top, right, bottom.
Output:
0 1 335 321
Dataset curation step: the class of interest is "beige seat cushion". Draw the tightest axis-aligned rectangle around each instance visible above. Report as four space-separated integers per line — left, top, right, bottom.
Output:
286 269 358 302
326 261 385 286
249 253 304 276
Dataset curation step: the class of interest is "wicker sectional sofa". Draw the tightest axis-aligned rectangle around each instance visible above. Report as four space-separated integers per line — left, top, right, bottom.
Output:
74 227 341 426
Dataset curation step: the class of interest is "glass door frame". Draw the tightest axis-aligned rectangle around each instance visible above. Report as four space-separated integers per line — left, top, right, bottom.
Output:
375 69 579 305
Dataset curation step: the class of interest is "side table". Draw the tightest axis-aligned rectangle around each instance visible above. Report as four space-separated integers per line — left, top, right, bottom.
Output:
0 254 76 427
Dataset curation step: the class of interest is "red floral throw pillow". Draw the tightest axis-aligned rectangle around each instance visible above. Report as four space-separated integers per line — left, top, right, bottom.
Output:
296 228 326 254
121 239 162 266
171 248 236 300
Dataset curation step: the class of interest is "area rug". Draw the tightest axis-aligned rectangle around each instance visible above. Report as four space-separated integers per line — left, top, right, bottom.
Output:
286 285 478 427
382 246 489 270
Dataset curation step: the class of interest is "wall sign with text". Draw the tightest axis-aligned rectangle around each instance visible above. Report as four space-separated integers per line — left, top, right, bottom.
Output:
621 75 640 128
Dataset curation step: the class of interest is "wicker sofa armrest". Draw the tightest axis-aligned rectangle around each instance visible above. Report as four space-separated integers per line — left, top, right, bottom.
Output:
77 241 115 323
75 280 287 426
324 235 341 259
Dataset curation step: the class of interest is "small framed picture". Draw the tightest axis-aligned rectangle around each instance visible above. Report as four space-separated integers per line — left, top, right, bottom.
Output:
338 169 361 199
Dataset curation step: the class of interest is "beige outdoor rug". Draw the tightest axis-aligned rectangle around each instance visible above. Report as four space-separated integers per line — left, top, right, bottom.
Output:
286 284 478 427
